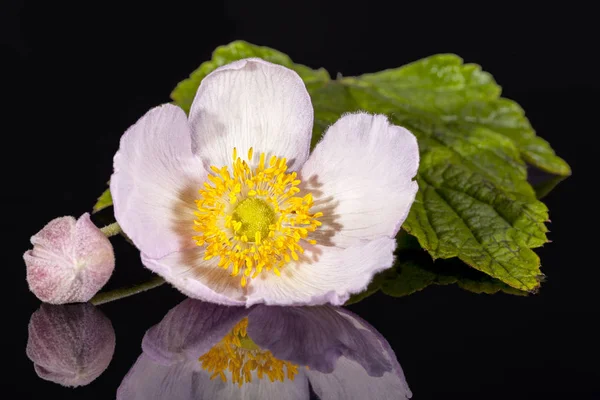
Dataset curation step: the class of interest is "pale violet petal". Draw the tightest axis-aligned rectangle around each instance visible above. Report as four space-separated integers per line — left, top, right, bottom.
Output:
300 112 419 248
117 355 211 400
25 216 78 304
111 103 207 260
142 299 250 364
24 214 114 304
29 215 77 251
242 371 309 400
306 307 411 399
73 214 115 295
335 308 411 384
245 237 396 306
189 58 313 172
117 354 309 400
307 357 412 400
247 306 392 375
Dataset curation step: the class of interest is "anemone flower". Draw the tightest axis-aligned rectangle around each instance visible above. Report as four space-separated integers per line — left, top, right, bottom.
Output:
111 58 419 306
117 299 411 399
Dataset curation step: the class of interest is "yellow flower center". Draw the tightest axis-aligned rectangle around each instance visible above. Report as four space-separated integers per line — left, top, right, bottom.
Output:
199 317 299 386
193 148 323 287
231 198 276 242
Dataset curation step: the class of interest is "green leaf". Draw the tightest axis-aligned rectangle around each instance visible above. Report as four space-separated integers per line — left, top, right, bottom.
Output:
346 246 527 305
345 56 571 177
170 41 571 293
381 251 529 298
528 164 569 199
93 188 113 213
403 156 549 291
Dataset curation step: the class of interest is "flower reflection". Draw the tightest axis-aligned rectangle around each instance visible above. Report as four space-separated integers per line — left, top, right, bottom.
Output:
26 303 116 387
118 299 411 399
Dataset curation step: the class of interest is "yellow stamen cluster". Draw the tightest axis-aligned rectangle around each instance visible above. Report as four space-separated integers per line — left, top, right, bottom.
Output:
193 148 322 287
199 317 299 386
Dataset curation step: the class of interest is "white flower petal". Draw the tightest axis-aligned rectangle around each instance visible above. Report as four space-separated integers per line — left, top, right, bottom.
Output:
111 104 207 260
245 237 396 306
307 356 412 400
189 58 313 172
300 112 419 248
141 251 245 306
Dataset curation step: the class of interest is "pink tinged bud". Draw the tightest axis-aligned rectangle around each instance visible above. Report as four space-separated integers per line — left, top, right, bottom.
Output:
24 213 115 304
26 303 116 387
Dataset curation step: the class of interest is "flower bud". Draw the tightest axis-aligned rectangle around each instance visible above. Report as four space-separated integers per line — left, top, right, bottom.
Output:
24 213 115 304
26 303 116 387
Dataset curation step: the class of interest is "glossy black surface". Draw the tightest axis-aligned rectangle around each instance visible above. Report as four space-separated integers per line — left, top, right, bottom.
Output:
4 1 598 398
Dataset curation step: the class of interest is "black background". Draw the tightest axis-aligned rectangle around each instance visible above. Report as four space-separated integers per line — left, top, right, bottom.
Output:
3 1 598 399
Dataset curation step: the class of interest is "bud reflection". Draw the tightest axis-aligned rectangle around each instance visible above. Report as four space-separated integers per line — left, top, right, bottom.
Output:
26 303 116 387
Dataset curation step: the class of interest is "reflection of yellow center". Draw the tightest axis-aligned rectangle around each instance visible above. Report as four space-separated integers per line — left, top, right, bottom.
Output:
193 147 323 287
199 317 299 386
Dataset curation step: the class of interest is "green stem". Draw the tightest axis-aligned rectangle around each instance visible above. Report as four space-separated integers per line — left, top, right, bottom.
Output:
90 276 166 305
100 222 122 237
